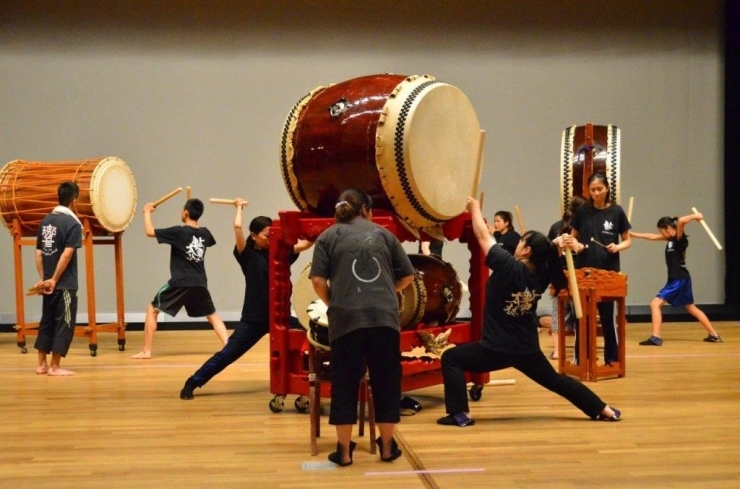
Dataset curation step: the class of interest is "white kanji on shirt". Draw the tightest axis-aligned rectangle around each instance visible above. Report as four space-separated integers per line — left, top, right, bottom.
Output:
185 236 206 262
602 220 614 232
41 224 57 255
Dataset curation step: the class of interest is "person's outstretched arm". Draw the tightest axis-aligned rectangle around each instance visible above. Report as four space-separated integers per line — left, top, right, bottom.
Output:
233 198 248 254
466 197 495 255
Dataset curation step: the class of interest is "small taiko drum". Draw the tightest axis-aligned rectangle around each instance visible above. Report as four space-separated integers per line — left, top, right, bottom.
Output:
280 73 482 233
0 157 137 236
560 124 620 213
306 299 331 350
293 261 426 332
408 254 462 326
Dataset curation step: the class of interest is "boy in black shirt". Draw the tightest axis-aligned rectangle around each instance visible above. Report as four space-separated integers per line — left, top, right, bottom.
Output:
131 198 228 359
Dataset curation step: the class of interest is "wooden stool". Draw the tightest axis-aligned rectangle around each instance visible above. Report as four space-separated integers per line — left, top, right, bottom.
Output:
308 345 376 456
557 268 627 381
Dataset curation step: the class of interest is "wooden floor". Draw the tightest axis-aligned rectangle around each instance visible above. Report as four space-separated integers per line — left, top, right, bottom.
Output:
1 321 739 489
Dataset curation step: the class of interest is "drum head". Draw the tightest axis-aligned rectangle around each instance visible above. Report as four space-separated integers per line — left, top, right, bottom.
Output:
376 76 481 231
89 157 138 233
293 262 317 331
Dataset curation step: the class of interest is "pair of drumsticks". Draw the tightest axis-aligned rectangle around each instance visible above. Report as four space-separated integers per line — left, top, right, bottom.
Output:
151 187 246 209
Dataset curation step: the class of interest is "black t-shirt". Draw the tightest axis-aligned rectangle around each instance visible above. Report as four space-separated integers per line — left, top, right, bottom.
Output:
570 204 630 271
480 245 548 354
234 244 298 322
493 230 521 255
36 211 82 289
155 225 216 287
665 234 691 280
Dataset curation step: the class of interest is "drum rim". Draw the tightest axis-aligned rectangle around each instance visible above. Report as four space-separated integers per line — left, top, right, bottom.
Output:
375 76 481 232
89 156 138 233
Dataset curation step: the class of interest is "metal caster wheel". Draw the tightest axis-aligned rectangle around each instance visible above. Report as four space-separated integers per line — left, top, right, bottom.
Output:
294 395 310 413
118 340 126 352
468 384 484 401
269 395 285 413
19 346 28 354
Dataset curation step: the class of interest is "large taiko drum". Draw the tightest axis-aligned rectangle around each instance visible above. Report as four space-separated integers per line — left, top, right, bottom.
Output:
560 124 620 214
292 261 426 332
280 74 482 233
0 157 137 236
408 254 462 326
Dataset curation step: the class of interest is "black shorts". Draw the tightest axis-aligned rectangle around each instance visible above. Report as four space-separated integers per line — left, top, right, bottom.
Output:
151 284 216 318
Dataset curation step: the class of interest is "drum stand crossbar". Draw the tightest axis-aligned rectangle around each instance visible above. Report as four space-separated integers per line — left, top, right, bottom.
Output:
10 218 127 356
557 268 627 381
267 210 490 454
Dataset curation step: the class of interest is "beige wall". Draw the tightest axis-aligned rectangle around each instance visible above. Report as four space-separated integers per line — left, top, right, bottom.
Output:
0 1 724 323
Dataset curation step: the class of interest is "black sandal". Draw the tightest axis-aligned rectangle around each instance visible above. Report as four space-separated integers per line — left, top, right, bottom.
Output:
328 440 356 467
436 412 475 427
375 436 402 462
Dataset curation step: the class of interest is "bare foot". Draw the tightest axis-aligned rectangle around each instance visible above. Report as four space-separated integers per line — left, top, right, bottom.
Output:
47 367 76 376
36 365 49 374
130 351 152 359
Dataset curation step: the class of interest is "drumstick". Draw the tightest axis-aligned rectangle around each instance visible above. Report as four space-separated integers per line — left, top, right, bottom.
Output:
487 379 516 386
26 284 49 296
590 237 608 248
691 207 723 250
186 186 192 200
564 247 583 319
209 198 237 205
627 196 634 222
514 205 525 234
479 191 485 211
471 129 486 200
152 187 182 208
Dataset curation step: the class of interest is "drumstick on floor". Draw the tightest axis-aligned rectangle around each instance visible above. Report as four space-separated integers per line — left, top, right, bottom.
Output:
691 206 723 250
152 187 182 208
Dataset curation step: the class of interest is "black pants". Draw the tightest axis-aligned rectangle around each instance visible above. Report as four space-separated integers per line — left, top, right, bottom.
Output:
35 289 77 357
441 341 607 418
329 327 401 425
190 320 268 387
574 301 618 364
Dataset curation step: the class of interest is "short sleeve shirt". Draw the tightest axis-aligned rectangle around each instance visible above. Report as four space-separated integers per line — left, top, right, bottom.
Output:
234 244 299 322
570 204 630 271
480 245 547 354
36 212 82 290
310 217 415 342
493 230 521 255
155 226 216 287
665 234 691 280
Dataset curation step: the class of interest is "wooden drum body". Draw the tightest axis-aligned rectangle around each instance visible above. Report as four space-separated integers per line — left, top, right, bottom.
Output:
560 124 620 213
0 157 137 236
408 254 462 326
280 74 481 233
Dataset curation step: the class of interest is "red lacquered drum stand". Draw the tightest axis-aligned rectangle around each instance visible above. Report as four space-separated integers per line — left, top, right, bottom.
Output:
11 218 127 356
267 210 490 414
557 268 627 381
